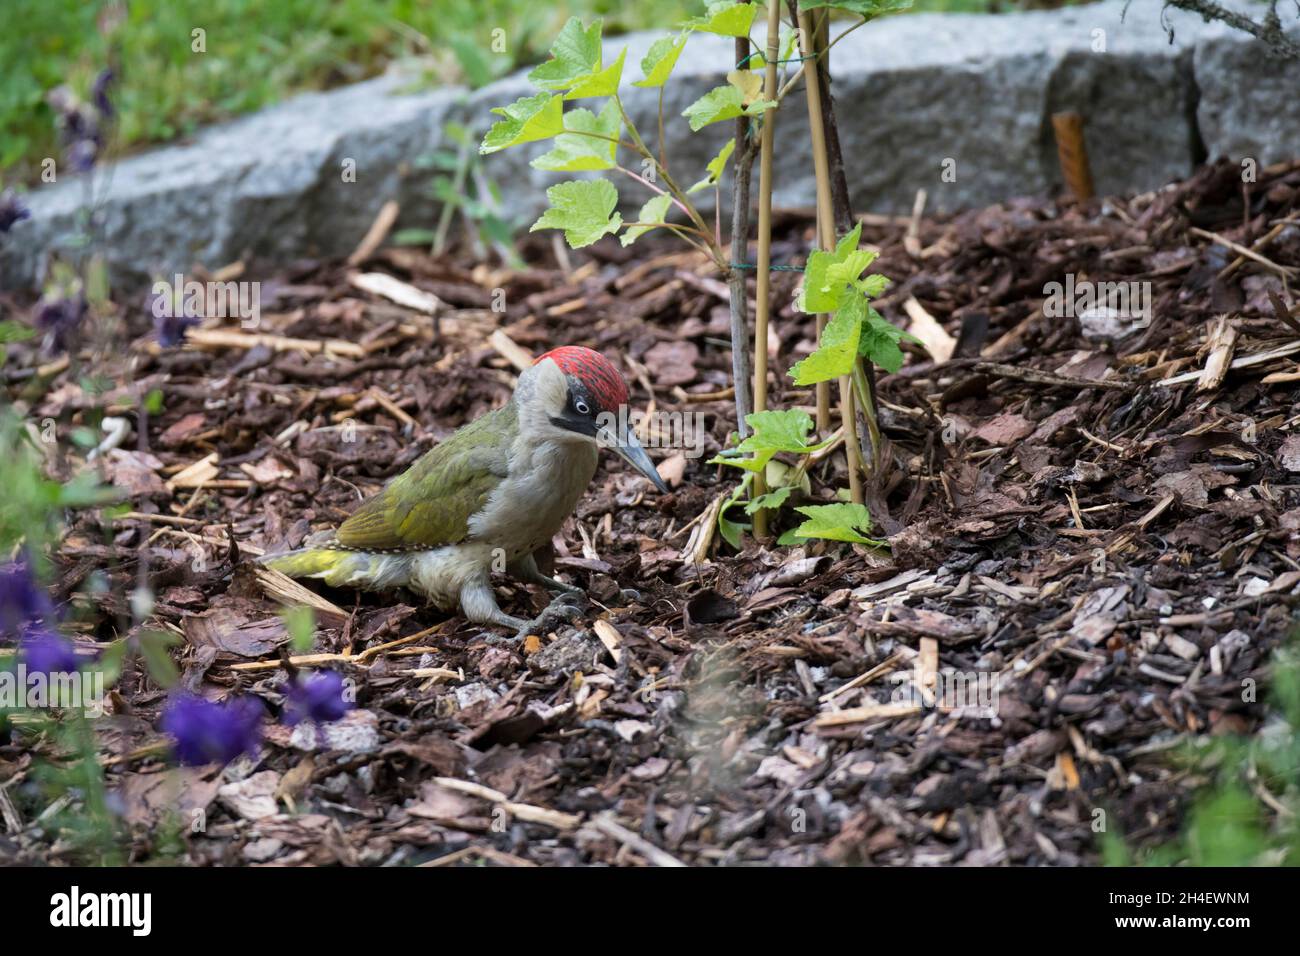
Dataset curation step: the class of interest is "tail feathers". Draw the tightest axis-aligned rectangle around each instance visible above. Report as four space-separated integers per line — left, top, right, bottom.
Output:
259 547 411 590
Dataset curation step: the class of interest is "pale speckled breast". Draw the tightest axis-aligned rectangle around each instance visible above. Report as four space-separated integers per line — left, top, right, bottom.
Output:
467 438 598 559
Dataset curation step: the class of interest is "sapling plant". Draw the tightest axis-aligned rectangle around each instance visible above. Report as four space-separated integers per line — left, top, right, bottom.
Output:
396 120 522 268
479 0 915 550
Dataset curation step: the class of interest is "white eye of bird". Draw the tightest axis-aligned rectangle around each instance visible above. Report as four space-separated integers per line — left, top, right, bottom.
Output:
574 400 590 415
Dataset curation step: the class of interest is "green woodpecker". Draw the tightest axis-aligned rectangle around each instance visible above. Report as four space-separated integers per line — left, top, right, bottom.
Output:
260 347 667 638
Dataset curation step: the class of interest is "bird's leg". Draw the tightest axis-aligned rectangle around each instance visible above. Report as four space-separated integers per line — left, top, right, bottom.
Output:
506 552 588 639
507 551 583 596
461 566 586 643
459 576 527 632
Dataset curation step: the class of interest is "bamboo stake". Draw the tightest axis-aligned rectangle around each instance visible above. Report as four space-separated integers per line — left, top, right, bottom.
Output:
798 6 863 505
729 11 756 439
802 8 832 433
751 0 782 539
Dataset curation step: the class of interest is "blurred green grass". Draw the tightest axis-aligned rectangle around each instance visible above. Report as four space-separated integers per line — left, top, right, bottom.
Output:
2 0 1055 185
1 0 699 183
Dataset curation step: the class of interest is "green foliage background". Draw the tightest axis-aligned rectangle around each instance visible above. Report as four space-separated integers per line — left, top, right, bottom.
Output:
1 0 1060 185
0 0 692 183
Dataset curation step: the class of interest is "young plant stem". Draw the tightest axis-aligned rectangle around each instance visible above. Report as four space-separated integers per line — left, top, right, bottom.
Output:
657 86 667 170
750 0 782 540
715 185 723 249
613 164 687 214
797 6 864 505
729 20 756 439
433 134 472 255
569 113 717 261
613 96 713 241
625 221 715 244
609 167 718 261
811 8 883 477
852 360 882 477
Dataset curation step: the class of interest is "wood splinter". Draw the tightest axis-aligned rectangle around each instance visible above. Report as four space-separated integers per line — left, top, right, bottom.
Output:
1051 111 1095 203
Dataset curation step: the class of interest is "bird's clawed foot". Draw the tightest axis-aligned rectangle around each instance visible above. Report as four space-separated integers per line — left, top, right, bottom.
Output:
512 590 588 641
540 574 585 597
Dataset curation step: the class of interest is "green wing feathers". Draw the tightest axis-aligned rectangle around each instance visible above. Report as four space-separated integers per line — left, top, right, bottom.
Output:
335 403 516 551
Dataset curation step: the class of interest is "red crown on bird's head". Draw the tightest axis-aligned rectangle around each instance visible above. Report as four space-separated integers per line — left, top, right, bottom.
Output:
535 346 629 413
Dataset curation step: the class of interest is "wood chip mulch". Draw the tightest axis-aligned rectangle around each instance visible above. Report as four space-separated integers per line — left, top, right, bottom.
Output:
5 156 1300 866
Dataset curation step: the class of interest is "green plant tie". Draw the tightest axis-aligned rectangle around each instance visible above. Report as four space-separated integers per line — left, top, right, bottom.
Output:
734 52 817 69
730 262 806 272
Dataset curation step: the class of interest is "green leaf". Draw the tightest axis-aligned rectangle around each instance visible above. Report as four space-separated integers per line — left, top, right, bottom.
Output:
621 194 673 247
530 179 623 249
858 323 903 373
682 85 775 132
137 630 181 689
781 25 803 61
716 474 753 550
283 605 316 654
449 35 498 88
527 18 603 91
96 638 128 687
858 274 890 299
789 291 866 385
480 92 563 154
710 409 830 472
801 223 869 313
718 511 748 550
686 1 760 37
57 470 123 507
745 485 792 515
740 409 825 454
798 0 914 19
858 310 920 374
728 69 770 107
566 47 626 99
634 34 688 88
1186 784 1268 866
789 503 884 546
765 458 810 498
84 255 110 308
793 223 910 375
391 228 440 246
531 101 621 172
687 137 735 194
0 320 34 344
827 250 879 293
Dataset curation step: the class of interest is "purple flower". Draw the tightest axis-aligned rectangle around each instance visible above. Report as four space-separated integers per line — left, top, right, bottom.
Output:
18 628 81 676
150 289 201 347
161 693 265 767
92 69 115 120
35 294 88 354
47 86 103 172
0 190 29 234
284 670 351 725
0 560 54 637
154 313 200 348
65 138 101 173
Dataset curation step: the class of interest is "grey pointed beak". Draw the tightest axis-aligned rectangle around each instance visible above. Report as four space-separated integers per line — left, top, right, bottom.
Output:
598 421 669 494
